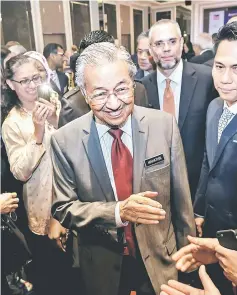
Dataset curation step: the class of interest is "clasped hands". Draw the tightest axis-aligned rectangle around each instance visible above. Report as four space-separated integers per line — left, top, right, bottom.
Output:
119 191 166 225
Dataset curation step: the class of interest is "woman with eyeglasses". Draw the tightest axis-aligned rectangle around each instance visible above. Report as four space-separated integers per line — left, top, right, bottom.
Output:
1 54 74 295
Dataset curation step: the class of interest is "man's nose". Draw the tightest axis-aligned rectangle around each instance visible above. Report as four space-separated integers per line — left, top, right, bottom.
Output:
106 93 121 109
163 42 171 52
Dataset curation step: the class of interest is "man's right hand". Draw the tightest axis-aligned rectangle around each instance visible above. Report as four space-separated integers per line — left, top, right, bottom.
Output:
119 191 166 225
195 217 205 237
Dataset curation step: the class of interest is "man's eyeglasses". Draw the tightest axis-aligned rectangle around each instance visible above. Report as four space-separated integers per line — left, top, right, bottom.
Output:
11 75 42 87
150 38 180 49
87 82 136 105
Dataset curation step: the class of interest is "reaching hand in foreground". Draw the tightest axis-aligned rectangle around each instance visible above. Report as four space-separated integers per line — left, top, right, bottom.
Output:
172 235 219 272
160 265 221 295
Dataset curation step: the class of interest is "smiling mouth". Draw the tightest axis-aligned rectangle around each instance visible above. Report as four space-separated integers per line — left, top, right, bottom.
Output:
106 109 123 117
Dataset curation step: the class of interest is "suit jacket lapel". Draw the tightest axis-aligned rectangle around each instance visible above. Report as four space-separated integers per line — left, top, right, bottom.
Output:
82 114 115 202
206 106 222 167
50 78 62 95
211 114 237 171
132 106 148 193
147 72 160 109
178 62 198 130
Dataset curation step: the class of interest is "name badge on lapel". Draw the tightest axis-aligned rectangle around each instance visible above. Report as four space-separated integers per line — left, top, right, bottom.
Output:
145 154 164 167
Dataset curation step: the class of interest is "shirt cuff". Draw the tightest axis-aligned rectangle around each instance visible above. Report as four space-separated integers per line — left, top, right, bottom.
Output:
115 202 129 228
195 213 205 218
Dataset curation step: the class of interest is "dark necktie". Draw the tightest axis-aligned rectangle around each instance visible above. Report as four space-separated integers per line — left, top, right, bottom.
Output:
163 79 175 116
109 128 135 256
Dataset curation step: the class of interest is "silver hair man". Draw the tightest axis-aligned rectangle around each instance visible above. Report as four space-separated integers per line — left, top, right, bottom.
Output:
75 42 137 95
196 33 213 50
9 44 27 55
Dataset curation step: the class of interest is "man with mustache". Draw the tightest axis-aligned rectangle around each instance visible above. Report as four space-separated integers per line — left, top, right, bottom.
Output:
50 42 195 295
142 19 217 202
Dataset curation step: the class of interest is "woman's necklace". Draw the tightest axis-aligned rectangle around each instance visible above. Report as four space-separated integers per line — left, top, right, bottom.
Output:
20 106 33 117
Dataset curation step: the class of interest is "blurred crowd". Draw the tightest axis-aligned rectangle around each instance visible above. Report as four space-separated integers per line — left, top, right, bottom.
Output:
1 15 237 295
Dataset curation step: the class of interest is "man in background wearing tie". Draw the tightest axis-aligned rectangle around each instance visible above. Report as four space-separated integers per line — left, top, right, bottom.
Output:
141 19 216 201
194 21 237 295
50 42 195 295
43 43 68 98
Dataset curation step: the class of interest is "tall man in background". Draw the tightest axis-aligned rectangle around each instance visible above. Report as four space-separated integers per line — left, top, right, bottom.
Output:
142 19 216 201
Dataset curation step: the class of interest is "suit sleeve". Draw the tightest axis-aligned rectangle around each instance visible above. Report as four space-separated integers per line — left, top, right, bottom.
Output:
193 147 209 217
51 134 117 230
170 116 196 249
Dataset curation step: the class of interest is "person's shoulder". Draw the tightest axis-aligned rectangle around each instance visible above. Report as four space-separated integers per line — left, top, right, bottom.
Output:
140 71 156 84
185 61 212 76
208 97 222 111
134 105 172 122
54 111 92 139
62 86 81 101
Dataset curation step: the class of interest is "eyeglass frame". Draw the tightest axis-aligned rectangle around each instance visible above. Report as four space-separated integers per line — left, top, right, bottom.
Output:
150 37 182 49
11 74 43 87
86 81 136 105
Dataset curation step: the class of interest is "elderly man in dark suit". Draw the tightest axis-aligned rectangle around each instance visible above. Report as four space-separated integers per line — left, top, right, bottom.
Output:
58 31 149 127
194 21 237 295
142 19 216 201
190 33 214 64
51 42 195 295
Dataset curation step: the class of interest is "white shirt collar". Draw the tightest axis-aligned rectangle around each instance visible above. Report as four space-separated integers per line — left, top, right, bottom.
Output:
96 115 132 139
200 49 212 55
223 101 237 115
157 59 183 85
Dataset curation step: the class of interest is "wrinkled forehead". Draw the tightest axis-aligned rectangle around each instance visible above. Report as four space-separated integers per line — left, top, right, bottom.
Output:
84 60 131 89
150 23 180 42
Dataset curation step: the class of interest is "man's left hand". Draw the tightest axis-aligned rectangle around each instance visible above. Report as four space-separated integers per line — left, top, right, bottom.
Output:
215 245 237 285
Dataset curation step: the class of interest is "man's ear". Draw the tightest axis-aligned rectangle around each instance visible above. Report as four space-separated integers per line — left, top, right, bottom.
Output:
6 79 15 91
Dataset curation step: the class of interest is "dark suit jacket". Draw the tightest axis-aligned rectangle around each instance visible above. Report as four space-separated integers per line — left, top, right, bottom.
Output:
194 98 237 237
190 50 214 64
141 61 215 201
134 69 145 80
51 106 195 295
58 81 149 127
50 70 68 98
204 58 214 68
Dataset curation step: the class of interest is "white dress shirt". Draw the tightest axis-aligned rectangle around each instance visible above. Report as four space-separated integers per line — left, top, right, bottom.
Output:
157 59 183 121
96 115 133 227
51 70 61 90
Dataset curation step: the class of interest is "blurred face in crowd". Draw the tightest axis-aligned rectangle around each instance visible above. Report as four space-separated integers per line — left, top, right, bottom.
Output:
84 60 134 127
213 40 237 106
51 46 66 69
149 23 184 74
7 62 42 106
137 37 153 72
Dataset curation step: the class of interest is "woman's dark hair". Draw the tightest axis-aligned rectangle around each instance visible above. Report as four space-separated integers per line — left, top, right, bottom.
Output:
1 55 33 124
214 21 237 54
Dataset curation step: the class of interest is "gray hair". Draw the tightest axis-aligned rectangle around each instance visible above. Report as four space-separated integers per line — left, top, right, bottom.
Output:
149 19 182 40
9 44 27 55
75 42 137 95
137 30 149 43
196 33 213 50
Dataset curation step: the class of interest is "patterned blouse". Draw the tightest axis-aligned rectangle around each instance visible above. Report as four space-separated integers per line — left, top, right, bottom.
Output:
2 106 57 235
